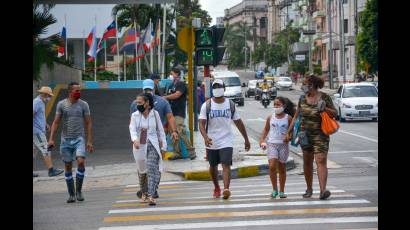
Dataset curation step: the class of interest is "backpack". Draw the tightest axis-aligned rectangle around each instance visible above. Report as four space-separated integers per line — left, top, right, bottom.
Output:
205 98 236 133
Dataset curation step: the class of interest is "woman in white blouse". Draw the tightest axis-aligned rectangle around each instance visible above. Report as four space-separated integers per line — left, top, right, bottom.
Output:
129 93 167 205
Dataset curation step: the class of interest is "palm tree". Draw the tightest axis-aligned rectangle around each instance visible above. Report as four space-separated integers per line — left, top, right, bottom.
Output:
224 22 253 68
33 4 58 81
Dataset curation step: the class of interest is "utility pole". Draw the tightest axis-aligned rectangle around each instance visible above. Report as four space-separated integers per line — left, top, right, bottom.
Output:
244 22 247 72
354 0 358 79
339 0 346 83
308 2 313 73
328 0 334 89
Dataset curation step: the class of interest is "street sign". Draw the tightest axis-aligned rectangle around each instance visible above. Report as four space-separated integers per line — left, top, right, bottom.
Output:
295 55 305 61
177 27 194 53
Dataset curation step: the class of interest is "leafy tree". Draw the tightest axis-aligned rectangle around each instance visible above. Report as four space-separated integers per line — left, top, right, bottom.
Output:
252 24 300 70
356 0 378 74
224 22 252 68
33 4 58 81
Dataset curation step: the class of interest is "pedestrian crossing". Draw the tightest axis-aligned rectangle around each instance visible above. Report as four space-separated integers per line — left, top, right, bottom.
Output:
98 175 378 230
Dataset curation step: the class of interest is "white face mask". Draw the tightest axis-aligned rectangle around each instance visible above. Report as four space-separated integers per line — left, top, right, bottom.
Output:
212 88 225 98
169 75 174 81
273 107 284 114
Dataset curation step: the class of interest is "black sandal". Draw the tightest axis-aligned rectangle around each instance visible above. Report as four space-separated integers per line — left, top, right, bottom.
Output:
302 190 313 198
319 190 331 200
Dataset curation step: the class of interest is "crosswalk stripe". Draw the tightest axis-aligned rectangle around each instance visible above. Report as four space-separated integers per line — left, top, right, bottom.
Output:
126 181 199 187
114 189 346 200
104 206 377 222
98 216 378 230
121 185 337 194
112 194 356 207
108 199 370 214
336 229 378 230
124 177 309 188
123 182 321 192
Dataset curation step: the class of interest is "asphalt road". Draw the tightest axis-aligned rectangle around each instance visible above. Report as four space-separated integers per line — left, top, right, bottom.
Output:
34 71 378 229
34 173 377 230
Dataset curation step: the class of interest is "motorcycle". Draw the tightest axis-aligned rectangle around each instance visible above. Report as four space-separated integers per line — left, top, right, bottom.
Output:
261 89 271 108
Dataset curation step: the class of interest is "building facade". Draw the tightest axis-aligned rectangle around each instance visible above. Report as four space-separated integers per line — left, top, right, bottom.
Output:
267 0 281 44
223 0 269 52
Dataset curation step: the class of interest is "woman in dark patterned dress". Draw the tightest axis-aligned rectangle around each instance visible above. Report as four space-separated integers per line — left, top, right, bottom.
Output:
286 75 337 200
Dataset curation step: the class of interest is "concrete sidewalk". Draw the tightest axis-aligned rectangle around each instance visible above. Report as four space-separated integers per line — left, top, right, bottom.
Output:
34 126 296 194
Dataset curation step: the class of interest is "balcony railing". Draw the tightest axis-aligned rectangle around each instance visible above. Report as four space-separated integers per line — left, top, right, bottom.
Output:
313 10 326 19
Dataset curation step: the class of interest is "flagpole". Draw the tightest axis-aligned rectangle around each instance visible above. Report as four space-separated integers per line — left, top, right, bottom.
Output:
134 20 138 80
104 41 107 70
65 14 68 61
157 19 161 76
162 4 167 79
138 25 141 80
124 51 127 81
82 30 85 72
94 15 97 82
115 14 120 81
150 19 154 74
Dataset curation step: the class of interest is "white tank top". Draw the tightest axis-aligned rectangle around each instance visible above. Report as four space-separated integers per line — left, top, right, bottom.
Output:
267 114 289 144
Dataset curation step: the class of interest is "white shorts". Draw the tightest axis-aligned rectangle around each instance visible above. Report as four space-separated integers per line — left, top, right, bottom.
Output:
267 143 289 163
33 133 50 157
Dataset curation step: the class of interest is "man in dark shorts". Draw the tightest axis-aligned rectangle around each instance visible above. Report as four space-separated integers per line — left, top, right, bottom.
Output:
199 79 250 199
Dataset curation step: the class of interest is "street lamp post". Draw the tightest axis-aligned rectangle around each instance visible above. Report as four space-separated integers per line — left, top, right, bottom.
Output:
327 0 334 89
339 0 346 83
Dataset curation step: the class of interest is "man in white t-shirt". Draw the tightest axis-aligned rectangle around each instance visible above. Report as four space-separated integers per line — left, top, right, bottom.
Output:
199 79 251 200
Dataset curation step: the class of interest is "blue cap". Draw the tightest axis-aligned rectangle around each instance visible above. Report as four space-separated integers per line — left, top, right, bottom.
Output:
142 79 155 90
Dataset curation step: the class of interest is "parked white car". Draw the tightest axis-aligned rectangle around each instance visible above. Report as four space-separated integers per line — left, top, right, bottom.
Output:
276 77 293 90
333 83 378 122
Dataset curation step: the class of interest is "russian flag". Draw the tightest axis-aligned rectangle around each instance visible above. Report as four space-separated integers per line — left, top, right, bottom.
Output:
57 27 66 57
87 26 98 59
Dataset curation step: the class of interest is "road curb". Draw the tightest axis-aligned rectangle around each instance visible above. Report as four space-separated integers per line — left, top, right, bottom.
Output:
167 157 296 181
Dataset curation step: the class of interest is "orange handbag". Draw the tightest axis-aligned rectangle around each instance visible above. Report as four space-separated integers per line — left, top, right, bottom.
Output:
321 112 340 135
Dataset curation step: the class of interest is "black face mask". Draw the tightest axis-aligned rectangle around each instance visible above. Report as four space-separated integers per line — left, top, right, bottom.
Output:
137 104 145 113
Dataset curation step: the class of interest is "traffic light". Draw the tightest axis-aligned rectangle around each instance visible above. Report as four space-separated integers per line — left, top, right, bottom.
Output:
194 26 226 66
212 26 225 67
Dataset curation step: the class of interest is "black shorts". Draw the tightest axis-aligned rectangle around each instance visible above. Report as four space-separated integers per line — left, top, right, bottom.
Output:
207 147 233 167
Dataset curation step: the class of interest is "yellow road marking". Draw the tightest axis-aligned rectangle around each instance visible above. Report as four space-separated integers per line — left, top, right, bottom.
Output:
112 194 356 207
45 84 66 119
104 207 378 222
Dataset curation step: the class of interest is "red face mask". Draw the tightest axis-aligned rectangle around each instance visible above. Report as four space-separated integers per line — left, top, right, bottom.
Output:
72 92 81 100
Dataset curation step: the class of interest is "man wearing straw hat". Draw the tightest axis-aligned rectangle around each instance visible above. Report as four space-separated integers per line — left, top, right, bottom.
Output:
33 86 64 178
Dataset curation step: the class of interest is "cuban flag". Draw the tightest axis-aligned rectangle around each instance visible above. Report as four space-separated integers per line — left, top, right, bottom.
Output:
87 26 98 59
57 27 66 57
142 23 153 52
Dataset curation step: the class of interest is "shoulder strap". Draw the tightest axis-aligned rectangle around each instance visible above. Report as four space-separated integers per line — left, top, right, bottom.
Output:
229 99 235 119
298 95 304 109
205 99 212 133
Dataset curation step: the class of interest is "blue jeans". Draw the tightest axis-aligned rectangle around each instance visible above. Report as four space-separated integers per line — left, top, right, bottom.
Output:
60 136 86 163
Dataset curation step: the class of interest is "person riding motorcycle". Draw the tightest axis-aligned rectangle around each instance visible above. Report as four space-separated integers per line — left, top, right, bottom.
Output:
259 79 270 90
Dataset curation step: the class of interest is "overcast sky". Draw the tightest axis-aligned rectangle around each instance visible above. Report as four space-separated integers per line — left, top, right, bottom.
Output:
42 0 243 38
